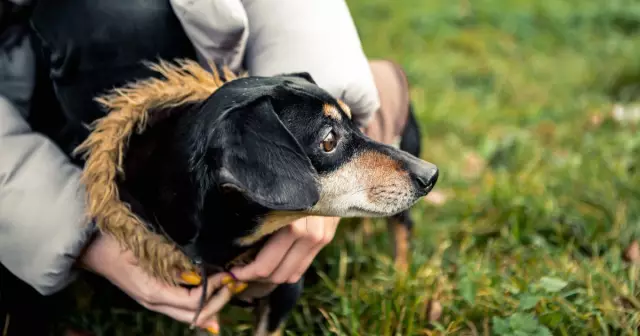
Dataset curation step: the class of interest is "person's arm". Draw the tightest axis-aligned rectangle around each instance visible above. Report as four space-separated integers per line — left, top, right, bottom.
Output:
0 74 96 298
0 98 98 297
241 0 380 127
0 28 97 296
170 0 379 126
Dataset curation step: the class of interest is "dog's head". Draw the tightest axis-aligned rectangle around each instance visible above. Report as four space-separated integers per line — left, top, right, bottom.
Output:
87 61 440 279
121 70 439 266
169 72 438 246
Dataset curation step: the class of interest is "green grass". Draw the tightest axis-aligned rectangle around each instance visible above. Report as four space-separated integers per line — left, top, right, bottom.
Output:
58 0 640 334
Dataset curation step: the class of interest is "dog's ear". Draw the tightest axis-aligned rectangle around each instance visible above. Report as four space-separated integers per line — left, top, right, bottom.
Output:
280 72 317 84
213 97 320 211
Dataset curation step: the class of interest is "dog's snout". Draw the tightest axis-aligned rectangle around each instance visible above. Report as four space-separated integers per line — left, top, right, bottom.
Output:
410 161 438 195
416 169 438 189
384 146 439 196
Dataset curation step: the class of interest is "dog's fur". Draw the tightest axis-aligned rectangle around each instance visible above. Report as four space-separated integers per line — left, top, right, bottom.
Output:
75 60 438 335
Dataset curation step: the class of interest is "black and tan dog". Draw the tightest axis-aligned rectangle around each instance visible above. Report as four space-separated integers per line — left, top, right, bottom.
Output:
75 60 438 335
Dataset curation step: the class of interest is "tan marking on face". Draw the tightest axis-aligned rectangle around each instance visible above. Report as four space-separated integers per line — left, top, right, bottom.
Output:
237 211 307 246
337 99 352 119
356 151 406 201
388 219 410 272
323 103 342 121
310 150 414 217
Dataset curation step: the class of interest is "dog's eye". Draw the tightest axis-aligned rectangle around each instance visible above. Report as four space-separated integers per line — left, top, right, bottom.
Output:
321 131 337 152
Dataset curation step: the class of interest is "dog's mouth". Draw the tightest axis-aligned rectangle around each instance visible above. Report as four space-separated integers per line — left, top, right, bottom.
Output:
349 189 429 217
348 206 404 217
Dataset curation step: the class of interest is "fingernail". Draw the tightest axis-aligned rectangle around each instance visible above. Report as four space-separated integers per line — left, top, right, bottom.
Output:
180 272 201 285
206 325 219 335
232 282 248 294
221 274 234 286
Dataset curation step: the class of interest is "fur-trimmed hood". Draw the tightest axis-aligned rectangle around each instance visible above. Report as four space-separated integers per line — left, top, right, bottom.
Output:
74 60 244 285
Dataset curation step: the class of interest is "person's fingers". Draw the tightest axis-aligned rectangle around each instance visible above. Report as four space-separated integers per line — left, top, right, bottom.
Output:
148 273 233 311
275 217 336 283
144 303 202 324
193 285 236 327
230 228 297 281
288 243 324 283
230 216 339 284
146 273 243 334
267 217 321 283
288 217 339 283
268 237 313 283
82 234 233 334
145 303 221 334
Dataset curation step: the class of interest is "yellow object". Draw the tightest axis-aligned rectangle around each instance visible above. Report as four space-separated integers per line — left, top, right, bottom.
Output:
180 272 202 285
232 282 248 294
221 275 234 286
206 325 219 335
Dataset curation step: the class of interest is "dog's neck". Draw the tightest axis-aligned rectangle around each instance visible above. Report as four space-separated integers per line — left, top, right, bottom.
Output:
117 107 273 267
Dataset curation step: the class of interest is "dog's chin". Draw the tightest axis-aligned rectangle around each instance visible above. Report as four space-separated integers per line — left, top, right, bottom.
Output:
313 197 424 218
350 201 421 218
345 207 396 218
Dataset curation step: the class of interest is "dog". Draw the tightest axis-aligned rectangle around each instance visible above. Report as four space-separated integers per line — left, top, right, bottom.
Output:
76 60 438 335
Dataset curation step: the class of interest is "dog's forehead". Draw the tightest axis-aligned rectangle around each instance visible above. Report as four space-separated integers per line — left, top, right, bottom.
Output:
214 76 349 122
276 80 352 120
281 78 335 101
217 76 329 100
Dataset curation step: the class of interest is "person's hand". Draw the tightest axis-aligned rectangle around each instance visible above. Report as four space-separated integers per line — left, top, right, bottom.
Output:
230 216 340 298
80 233 240 334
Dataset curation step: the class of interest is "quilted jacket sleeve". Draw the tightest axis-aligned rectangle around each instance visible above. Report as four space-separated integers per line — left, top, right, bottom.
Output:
170 0 380 127
240 0 380 127
0 33 96 296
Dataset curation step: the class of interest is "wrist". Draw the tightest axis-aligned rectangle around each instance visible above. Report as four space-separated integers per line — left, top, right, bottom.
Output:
72 221 101 270
77 232 114 277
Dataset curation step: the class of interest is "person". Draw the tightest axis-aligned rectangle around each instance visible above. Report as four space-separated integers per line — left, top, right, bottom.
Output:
0 0 383 334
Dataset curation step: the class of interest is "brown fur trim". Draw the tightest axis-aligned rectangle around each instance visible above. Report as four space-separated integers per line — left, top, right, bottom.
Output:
73 59 245 285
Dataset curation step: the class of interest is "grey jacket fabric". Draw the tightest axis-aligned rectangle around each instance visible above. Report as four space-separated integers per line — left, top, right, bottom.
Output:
171 0 380 126
0 0 378 296
0 31 96 295
240 0 379 127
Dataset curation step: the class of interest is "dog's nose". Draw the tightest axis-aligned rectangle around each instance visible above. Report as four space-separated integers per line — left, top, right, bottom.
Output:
382 146 439 195
410 162 439 194
415 168 438 192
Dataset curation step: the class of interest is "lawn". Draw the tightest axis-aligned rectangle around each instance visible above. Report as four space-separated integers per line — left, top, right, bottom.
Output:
58 0 640 335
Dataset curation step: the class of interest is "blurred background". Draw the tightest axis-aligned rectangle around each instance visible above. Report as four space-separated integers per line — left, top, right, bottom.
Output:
58 0 640 334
